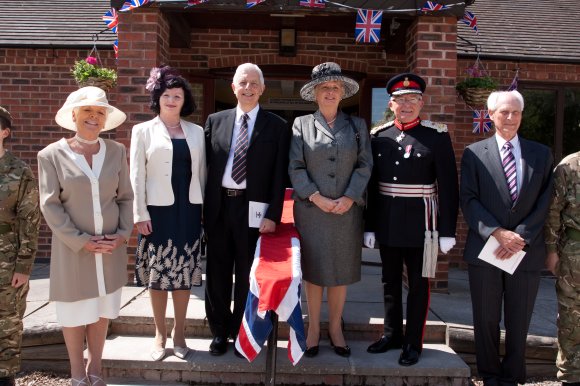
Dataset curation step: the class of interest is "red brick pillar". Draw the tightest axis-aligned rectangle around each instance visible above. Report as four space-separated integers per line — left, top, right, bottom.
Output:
116 7 171 283
406 16 459 291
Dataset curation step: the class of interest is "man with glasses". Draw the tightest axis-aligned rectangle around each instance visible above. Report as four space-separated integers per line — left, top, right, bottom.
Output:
364 73 459 366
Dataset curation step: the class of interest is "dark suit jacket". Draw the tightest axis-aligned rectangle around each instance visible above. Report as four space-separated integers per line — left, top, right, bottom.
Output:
460 135 553 271
204 107 290 232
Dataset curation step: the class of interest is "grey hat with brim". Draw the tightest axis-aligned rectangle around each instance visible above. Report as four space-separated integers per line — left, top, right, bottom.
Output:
55 86 126 132
300 62 359 102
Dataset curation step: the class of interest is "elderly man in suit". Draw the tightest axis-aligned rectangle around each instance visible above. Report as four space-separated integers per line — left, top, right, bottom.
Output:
460 90 554 386
204 63 290 356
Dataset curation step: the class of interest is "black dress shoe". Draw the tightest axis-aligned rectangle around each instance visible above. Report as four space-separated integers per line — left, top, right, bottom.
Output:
398 344 420 366
367 335 402 353
0 376 15 386
209 336 228 356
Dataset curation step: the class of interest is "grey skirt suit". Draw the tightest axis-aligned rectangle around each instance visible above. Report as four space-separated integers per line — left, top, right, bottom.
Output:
289 111 372 286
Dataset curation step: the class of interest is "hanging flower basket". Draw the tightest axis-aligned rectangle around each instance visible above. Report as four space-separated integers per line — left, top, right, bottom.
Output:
456 56 498 109
76 76 117 92
456 78 497 109
72 58 117 92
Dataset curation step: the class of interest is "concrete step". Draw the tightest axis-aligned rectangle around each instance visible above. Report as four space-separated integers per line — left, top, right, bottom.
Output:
100 335 471 386
111 291 448 343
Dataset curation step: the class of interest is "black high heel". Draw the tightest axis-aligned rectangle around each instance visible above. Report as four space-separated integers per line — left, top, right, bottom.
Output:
328 333 350 357
304 339 320 357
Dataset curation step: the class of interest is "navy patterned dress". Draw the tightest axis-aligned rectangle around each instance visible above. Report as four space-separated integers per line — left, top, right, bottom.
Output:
135 139 202 290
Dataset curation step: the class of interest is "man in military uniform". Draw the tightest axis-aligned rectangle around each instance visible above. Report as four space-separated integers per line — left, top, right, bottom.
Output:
364 73 459 366
545 151 580 386
0 107 40 386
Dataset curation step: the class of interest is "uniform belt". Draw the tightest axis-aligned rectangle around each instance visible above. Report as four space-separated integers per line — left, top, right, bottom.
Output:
223 188 246 197
565 227 580 241
378 182 437 198
0 223 13 234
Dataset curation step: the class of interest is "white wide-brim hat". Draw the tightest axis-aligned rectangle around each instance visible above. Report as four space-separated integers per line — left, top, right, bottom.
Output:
55 86 126 132
300 62 359 102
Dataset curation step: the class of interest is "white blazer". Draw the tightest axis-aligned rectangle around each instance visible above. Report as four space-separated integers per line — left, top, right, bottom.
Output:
130 116 206 223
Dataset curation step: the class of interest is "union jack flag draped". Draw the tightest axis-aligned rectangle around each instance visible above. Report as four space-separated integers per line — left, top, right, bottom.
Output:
188 0 209 5
113 40 119 59
246 0 266 8
472 110 492 134
355 9 383 43
236 190 306 365
102 8 118 33
461 10 478 34
120 0 152 12
421 1 448 12
300 0 325 8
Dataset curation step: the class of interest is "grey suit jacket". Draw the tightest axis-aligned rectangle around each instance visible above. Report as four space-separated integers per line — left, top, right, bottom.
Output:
460 135 553 271
288 110 373 206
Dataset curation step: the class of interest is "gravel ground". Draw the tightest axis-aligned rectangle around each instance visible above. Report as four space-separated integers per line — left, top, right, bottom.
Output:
15 371 562 386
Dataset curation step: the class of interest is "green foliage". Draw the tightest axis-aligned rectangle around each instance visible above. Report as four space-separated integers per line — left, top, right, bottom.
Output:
455 76 498 92
71 60 117 84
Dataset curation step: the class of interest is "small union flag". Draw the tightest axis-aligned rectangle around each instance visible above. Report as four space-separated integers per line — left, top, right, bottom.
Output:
102 8 118 33
246 0 265 8
355 9 383 44
120 0 151 12
113 40 119 59
187 0 209 5
473 110 492 134
421 1 447 12
461 10 478 34
300 0 325 8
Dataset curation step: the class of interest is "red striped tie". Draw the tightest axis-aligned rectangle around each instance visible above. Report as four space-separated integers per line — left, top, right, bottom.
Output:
231 113 249 184
501 141 518 203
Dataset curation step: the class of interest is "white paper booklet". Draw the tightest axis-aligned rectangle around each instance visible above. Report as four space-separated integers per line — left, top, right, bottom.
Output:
249 201 269 228
477 235 526 275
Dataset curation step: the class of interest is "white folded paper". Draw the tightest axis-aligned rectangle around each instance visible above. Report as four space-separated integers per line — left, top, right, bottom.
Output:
249 201 269 228
477 235 526 275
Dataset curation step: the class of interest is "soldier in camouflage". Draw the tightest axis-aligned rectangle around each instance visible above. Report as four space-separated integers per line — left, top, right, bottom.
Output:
545 150 580 386
0 106 40 386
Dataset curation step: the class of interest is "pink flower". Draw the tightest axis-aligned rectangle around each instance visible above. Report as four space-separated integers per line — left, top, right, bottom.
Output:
85 56 98 65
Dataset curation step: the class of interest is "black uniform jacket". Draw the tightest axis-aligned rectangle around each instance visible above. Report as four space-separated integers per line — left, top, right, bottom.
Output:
366 120 459 247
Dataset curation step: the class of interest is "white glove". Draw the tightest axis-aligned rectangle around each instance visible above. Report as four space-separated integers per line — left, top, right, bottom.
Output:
364 232 376 249
439 237 456 254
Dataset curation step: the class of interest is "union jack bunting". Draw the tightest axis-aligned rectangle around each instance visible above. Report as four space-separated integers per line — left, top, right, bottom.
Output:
472 110 492 134
120 0 151 12
113 40 119 59
461 10 478 33
421 1 447 12
187 0 209 5
246 0 265 8
102 8 118 33
355 9 383 43
300 0 325 8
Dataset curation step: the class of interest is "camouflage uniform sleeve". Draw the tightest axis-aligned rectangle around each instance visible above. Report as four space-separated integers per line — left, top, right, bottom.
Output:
545 163 567 253
14 165 40 275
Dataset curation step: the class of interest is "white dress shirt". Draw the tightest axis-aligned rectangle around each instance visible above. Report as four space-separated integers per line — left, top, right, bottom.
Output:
495 133 523 196
221 104 260 189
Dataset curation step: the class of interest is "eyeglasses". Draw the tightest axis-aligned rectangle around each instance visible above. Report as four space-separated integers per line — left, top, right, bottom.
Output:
391 96 422 105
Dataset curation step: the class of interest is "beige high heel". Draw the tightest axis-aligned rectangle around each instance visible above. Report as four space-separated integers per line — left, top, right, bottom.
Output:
89 374 107 386
71 376 90 386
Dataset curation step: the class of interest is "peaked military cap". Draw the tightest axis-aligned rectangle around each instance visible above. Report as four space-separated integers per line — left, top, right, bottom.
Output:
386 73 426 96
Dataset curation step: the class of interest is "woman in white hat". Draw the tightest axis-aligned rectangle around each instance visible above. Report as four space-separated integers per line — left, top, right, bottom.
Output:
37 87 133 386
289 62 373 358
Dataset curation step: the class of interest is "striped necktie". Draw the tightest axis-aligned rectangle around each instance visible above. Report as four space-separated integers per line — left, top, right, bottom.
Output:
501 141 518 203
231 113 249 184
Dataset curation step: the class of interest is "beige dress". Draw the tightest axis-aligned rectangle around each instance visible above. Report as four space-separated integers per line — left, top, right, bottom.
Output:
38 138 133 326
